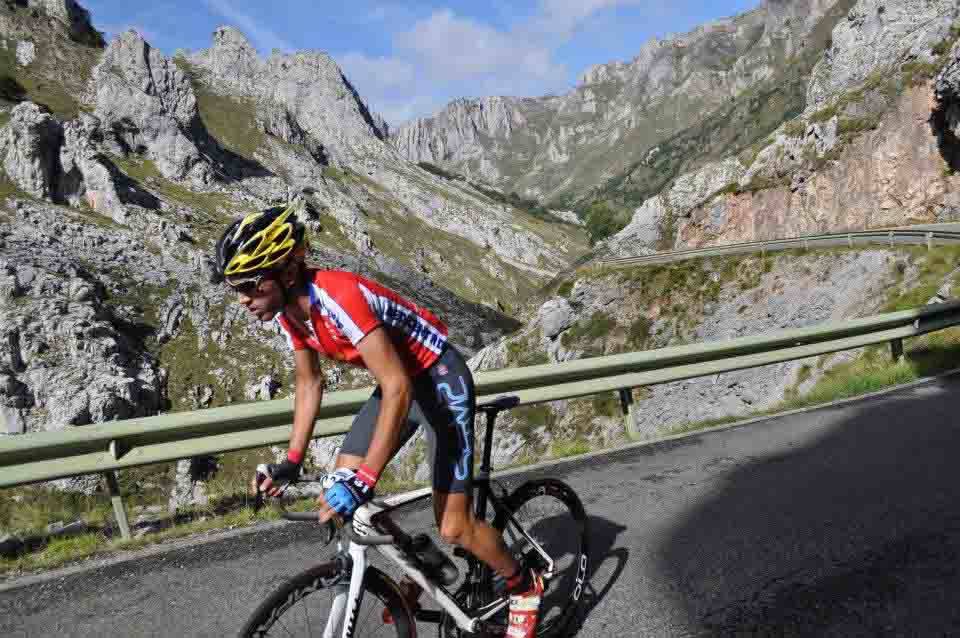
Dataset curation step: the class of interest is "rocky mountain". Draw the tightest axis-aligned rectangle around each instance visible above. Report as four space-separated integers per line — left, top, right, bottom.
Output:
605 0 960 256
0 0 588 443
393 0 854 211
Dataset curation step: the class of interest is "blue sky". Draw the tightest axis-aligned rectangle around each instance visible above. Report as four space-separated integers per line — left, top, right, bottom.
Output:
81 0 760 125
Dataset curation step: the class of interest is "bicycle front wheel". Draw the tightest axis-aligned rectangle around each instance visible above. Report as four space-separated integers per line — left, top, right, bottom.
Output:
493 478 589 637
239 563 415 638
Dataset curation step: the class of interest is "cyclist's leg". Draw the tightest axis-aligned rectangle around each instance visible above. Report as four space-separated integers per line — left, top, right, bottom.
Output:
416 345 521 580
433 492 519 578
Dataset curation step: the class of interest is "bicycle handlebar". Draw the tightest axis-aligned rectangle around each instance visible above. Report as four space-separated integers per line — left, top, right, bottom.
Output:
280 508 395 546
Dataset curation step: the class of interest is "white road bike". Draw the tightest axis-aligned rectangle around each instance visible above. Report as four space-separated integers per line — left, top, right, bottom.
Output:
239 397 590 638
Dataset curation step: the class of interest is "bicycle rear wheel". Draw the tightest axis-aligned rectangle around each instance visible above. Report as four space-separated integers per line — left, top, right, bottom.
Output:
238 563 415 637
492 478 589 637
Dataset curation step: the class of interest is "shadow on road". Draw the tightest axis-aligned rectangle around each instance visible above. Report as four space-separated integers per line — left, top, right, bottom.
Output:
656 375 960 636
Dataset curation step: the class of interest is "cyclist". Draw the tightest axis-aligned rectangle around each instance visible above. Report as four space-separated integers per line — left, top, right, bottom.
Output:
217 202 543 637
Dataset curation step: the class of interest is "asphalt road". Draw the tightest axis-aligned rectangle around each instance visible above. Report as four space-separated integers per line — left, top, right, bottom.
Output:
4 375 960 636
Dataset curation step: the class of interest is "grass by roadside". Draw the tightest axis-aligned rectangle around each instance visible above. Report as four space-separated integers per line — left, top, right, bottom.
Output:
0 496 315 578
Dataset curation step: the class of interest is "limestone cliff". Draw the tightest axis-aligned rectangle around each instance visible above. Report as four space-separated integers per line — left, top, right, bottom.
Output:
604 0 960 255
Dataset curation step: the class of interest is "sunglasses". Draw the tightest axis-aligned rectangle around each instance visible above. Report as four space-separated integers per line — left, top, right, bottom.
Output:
226 273 271 295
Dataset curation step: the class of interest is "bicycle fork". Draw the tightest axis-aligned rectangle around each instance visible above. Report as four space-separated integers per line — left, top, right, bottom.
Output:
327 540 481 637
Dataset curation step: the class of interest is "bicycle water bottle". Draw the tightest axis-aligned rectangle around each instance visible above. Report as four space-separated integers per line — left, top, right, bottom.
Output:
410 533 459 586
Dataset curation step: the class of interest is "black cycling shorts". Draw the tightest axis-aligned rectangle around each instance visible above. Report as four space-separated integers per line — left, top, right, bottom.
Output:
341 344 476 493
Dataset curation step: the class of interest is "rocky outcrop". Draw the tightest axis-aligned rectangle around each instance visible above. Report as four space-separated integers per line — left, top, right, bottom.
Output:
807 0 960 110
0 102 61 198
27 0 90 32
602 0 960 252
15 39 35 66
391 96 531 180
58 113 127 222
678 82 958 247
87 30 211 183
0 217 164 431
188 26 382 163
936 41 960 150
606 158 744 256
245 375 280 401
0 102 135 222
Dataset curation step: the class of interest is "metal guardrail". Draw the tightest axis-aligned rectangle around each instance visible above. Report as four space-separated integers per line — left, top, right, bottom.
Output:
4 297 960 538
602 229 960 267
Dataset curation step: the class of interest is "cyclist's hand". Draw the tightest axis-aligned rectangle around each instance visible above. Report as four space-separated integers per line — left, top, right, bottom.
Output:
320 468 374 519
315 490 340 524
252 459 301 498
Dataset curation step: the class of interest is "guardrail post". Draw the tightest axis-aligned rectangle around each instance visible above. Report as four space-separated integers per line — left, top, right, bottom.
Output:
103 471 131 541
890 338 904 363
888 231 894 248
927 232 935 250
847 234 853 248
803 239 809 251
618 389 640 440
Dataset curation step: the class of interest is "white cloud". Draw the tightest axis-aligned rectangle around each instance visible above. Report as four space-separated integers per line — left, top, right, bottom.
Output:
203 0 294 53
338 53 416 93
533 0 654 38
348 2 665 125
397 10 562 82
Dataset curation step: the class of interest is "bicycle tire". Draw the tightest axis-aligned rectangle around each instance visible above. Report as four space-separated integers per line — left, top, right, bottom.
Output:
491 478 590 637
238 563 416 638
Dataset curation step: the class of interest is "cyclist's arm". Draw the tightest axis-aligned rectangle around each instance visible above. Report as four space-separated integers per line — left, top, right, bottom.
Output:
355 326 413 476
288 347 325 457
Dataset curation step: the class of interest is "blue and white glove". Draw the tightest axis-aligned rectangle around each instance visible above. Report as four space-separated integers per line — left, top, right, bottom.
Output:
322 466 377 518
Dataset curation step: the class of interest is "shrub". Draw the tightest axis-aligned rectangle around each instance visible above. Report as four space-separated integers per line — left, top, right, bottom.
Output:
628 316 651 349
583 200 627 245
838 115 880 136
782 119 807 138
0 74 25 102
808 104 839 124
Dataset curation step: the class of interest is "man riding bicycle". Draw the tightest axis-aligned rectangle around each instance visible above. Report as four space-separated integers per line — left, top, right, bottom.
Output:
216 202 543 637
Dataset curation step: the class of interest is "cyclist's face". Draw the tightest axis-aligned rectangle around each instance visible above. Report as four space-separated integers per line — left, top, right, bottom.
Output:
232 275 284 322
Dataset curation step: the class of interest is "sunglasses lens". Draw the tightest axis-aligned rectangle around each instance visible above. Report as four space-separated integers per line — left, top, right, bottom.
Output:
227 277 260 294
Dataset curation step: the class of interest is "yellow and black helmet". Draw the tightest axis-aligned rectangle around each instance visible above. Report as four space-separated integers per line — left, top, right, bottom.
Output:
215 202 306 279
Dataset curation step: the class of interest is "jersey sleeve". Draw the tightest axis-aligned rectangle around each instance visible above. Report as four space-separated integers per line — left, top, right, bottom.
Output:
275 314 308 351
319 276 383 345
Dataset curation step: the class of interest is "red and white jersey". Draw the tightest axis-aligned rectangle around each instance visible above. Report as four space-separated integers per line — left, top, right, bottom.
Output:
275 270 449 375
